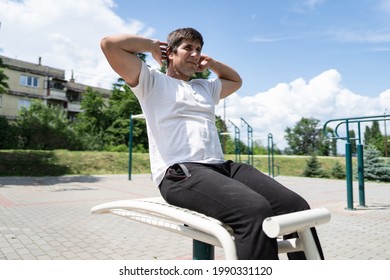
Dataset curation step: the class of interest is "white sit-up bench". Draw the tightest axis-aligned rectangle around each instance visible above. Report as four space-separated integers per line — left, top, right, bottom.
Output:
91 197 330 260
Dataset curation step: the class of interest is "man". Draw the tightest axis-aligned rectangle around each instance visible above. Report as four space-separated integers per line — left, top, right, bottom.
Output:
101 27 323 260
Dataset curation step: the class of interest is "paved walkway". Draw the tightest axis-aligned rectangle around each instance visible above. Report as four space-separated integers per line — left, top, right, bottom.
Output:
0 174 389 260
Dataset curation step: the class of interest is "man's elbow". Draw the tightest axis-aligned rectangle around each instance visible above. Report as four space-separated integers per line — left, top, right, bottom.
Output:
237 76 243 88
233 75 243 92
100 36 109 51
100 36 113 52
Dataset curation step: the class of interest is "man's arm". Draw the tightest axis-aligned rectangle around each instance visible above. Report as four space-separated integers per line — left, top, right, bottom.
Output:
100 34 166 87
197 55 242 99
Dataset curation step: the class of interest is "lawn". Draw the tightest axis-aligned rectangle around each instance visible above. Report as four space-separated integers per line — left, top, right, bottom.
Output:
0 150 353 178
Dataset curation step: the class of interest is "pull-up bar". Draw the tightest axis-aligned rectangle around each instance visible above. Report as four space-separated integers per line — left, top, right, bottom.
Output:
323 114 389 209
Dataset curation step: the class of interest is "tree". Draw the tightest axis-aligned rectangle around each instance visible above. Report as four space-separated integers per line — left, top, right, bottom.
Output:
0 116 20 149
303 154 328 178
253 141 268 155
104 79 147 151
15 102 80 150
331 161 345 179
191 69 211 80
364 121 384 156
285 117 331 155
317 126 334 156
71 87 108 150
0 58 9 94
364 145 390 182
78 87 107 131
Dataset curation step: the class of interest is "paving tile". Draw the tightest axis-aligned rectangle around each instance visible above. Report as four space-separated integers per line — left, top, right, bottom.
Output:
0 174 389 260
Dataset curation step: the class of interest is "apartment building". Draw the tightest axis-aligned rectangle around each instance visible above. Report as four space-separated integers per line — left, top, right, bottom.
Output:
0 55 111 120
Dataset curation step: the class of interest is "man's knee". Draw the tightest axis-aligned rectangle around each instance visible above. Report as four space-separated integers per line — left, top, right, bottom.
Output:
242 202 274 223
289 194 311 212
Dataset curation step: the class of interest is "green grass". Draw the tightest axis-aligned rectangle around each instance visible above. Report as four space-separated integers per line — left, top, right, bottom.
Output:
0 150 149 176
225 154 351 177
0 150 354 177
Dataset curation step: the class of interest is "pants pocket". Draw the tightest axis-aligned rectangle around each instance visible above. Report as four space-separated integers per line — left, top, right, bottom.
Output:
159 163 192 201
166 163 191 182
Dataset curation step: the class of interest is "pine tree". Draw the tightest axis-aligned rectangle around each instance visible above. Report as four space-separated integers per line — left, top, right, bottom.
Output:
364 145 390 182
364 121 384 156
303 154 328 178
331 161 345 179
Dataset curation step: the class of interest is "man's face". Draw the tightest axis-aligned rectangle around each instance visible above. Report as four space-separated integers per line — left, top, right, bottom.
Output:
169 39 202 79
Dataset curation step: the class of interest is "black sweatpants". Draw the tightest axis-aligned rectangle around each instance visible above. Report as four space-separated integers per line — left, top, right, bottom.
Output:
159 160 324 260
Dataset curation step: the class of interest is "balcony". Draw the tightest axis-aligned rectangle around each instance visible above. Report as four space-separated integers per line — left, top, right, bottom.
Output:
67 102 82 112
47 89 67 101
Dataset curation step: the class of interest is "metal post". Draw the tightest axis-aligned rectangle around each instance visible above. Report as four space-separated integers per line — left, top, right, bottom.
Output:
355 121 365 207
192 240 214 260
267 133 274 178
128 114 134 181
345 142 354 210
345 120 354 210
357 144 365 207
228 120 240 162
241 117 253 165
385 109 388 157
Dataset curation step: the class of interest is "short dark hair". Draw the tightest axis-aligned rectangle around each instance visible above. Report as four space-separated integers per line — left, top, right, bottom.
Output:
167 27 204 54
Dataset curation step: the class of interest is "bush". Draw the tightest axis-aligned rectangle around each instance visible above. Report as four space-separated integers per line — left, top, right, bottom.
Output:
0 116 21 149
303 154 329 178
331 161 345 179
15 102 82 150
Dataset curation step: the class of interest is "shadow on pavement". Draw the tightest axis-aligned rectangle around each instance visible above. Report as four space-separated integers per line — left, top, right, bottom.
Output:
0 175 104 187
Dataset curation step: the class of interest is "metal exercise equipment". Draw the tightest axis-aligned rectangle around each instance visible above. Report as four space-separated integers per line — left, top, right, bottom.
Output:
268 133 275 178
228 120 241 163
323 114 389 210
241 117 254 166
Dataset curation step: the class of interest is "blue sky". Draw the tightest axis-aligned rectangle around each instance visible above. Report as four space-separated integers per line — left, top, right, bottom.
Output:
112 0 390 97
0 0 389 149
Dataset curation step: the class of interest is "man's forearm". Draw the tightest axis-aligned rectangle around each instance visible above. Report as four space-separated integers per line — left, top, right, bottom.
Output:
209 59 242 98
100 34 163 86
210 59 242 84
101 34 159 56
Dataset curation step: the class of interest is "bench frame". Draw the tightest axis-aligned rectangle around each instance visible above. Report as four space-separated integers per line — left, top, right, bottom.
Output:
91 197 330 260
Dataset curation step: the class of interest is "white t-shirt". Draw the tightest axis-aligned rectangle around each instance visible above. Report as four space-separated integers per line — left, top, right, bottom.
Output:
131 62 225 186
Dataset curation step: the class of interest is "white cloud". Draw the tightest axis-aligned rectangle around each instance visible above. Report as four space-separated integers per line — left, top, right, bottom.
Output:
1 0 388 153
379 90 390 110
0 0 154 89
216 69 387 150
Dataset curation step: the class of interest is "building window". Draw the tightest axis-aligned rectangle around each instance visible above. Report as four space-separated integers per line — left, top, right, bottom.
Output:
18 99 31 110
20 75 39 88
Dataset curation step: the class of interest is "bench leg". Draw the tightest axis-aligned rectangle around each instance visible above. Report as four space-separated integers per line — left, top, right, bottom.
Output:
193 240 215 260
298 228 322 260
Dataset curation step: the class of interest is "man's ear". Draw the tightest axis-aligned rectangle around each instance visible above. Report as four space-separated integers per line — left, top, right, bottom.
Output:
167 46 173 59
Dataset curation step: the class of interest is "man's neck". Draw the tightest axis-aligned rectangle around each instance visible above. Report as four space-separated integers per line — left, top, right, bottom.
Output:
166 66 191 82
